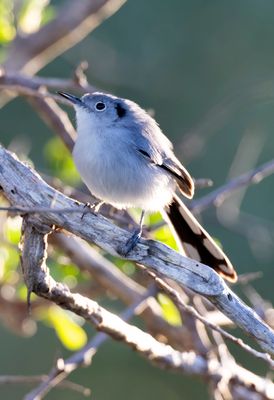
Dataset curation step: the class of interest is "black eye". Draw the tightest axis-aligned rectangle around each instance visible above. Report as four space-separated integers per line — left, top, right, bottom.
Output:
95 101 106 111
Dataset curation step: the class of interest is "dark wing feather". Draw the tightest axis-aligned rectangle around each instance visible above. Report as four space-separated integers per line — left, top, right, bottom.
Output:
137 149 194 199
159 160 194 199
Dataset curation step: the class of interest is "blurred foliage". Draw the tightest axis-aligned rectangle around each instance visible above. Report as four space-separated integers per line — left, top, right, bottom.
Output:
44 137 80 185
157 293 182 326
1 215 20 284
37 305 87 351
0 0 55 64
18 0 54 34
0 0 15 43
153 224 178 251
0 0 55 45
0 202 89 349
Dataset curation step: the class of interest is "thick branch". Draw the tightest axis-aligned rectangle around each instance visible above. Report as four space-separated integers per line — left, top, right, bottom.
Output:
52 232 196 351
20 220 274 400
0 145 274 355
20 221 208 376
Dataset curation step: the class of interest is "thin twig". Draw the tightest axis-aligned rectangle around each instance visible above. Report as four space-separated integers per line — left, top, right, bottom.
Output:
147 271 274 369
24 286 157 400
190 159 274 213
0 69 96 94
0 375 90 396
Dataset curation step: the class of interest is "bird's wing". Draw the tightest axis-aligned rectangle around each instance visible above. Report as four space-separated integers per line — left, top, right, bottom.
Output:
131 114 194 198
137 148 194 199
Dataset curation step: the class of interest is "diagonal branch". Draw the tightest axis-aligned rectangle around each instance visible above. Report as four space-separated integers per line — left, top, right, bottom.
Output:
190 159 274 213
1 145 274 355
4 0 127 75
20 217 274 400
23 286 156 400
20 220 209 376
0 375 90 397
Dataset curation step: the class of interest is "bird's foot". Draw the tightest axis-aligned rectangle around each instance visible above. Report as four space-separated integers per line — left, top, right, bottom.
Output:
118 227 142 256
81 201 104 220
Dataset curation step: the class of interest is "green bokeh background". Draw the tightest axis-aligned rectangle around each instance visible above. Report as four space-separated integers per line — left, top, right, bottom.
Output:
1 1 274 398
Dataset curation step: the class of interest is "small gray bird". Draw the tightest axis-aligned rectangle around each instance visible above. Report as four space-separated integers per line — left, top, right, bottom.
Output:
59 91 237 282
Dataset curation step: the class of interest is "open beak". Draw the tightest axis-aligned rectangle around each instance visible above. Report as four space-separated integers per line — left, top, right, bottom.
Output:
58 91 82 106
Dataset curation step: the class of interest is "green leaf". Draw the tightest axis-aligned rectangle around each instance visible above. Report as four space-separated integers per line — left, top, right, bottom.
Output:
153 224 179 250
147 211 162 225
157 293 182 326
0 0 16 43
5 216 21 245
40 305 87 350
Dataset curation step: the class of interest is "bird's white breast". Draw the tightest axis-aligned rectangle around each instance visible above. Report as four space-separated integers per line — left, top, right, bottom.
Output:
73 113 175 211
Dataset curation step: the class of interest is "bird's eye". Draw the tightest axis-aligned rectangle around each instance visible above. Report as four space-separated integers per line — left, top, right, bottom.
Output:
95 101 106 111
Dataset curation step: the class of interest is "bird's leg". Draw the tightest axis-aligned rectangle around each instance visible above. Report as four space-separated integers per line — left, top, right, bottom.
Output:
81 200 104 220
119 210 145 256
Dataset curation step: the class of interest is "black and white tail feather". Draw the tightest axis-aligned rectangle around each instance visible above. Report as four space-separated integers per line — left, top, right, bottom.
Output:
163 194 237 282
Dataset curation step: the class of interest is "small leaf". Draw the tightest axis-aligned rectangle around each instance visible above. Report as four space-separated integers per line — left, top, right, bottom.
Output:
5 216 22 245
157 293 182 326
41 306 87 350
147 212 162 225
153 225 179 250
0 0 15 43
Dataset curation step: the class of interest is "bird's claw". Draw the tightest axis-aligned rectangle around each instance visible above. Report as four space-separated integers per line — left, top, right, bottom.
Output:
81 201 104 220
118 228 142 256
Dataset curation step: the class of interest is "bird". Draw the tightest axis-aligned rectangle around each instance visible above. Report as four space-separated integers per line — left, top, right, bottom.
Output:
58 91 237 282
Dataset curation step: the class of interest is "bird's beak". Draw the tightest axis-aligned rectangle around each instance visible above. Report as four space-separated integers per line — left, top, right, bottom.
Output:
58 91 82 106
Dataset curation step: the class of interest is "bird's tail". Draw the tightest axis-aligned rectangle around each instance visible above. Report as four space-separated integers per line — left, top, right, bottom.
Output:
162 194 237 282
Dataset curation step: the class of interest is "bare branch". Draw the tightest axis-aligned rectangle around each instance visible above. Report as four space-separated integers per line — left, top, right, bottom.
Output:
0 69 96 94
0 375 90 397
1 145 274 355
4 0 127 75
190 159 274 213
20 218 274 400
23 286 156 400
21 220 209 375
52 232 196 351
148 271 274 368
28 96 76 152
0 69 76 151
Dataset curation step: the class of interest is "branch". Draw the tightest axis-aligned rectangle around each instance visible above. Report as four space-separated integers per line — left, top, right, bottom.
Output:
148 271 274 368
0 68 96 94
52 232 197 351
20 218 274 400
1 145 274 356
20 219 209 375
0 375 90 397
0 69 77 151
23 287 156 400
190 159 274 213
4 0 127 75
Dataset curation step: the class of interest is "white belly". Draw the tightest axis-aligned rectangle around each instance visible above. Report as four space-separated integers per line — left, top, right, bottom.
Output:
73 135 175 211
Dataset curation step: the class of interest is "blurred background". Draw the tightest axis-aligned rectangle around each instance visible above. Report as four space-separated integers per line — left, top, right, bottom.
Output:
1 0 274 398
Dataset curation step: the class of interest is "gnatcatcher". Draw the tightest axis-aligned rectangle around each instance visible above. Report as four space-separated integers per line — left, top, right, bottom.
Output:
59 91 237 282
